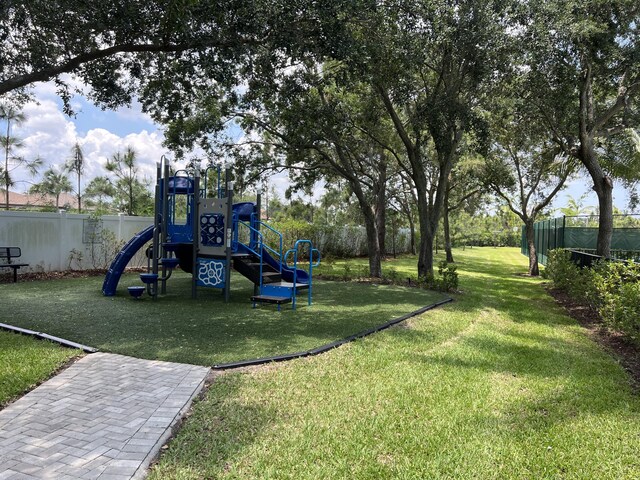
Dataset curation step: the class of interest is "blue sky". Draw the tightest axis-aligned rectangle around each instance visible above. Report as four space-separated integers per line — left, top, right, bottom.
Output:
7 79 634 214
11 79 301 201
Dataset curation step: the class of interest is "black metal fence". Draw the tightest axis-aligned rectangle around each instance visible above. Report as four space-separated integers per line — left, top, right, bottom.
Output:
521 215 640 265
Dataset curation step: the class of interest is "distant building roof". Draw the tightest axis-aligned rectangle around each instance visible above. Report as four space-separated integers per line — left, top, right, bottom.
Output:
0 189 79 211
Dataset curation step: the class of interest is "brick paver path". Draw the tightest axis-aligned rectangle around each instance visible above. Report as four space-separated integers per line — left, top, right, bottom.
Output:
0 353 210 480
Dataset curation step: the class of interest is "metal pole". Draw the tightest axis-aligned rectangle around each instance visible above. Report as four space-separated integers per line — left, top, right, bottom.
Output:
192 171 200 299
254 190 262 297
224 169 233 303
255 191 262 249
151 162 161 300
161 160 170 294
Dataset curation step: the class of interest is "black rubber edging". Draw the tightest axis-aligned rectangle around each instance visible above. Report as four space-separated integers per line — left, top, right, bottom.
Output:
213 297 454 370
0 323 98 353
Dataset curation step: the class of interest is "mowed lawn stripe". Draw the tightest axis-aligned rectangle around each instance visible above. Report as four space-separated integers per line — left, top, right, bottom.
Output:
149 247 640 479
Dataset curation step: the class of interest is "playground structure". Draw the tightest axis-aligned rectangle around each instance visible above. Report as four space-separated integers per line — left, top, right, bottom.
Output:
102 158 320 309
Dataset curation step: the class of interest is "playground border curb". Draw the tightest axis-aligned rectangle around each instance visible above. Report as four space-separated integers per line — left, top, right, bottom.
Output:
0 323 98 353
212 296 454 370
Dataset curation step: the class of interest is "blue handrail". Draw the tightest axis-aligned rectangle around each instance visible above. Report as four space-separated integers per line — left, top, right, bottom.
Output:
248 214 284 273
287 239 316 310
238 220 266 292
239 219 320 310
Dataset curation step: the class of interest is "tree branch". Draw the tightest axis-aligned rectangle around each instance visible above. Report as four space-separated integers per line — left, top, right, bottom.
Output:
1 37 253 95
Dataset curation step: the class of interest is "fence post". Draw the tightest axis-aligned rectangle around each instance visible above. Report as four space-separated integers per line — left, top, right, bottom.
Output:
117 212 124 242
58 210 67 271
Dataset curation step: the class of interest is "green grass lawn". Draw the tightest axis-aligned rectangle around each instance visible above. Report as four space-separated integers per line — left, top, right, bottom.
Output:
149 247 640 479
0 330 81 407
0 272 444 366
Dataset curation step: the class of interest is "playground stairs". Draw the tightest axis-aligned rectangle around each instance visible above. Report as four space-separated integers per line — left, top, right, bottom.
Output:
233 252 309 308
233 254 282 285
251 280 309 308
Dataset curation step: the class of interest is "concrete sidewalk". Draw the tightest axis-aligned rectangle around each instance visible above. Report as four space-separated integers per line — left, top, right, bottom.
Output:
0 353 210 480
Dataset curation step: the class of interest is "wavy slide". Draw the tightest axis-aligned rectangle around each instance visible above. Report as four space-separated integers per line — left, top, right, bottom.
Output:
102 225 154 296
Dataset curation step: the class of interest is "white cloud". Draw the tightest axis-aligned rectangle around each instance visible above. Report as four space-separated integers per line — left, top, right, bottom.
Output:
8 79 327 204
115 100 155 126
9 95 170 193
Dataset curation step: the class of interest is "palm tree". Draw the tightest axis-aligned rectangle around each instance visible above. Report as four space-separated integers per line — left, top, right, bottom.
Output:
559 193 596 218
66 142 84 213
106 146 138 215
30 168 73 209
0 103 26 209
84 175 116 211
0 103 42 209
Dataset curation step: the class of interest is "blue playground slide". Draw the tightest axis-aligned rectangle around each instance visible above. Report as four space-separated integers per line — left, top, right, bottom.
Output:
236 242 309 284
102 225 154 296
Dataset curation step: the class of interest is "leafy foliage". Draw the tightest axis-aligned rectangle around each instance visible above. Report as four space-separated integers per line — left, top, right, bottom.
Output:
546 249 640 345
105 146 153 215
29 167 73 209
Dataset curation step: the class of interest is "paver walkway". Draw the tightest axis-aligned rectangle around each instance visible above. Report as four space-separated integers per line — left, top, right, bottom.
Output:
0 353 210 480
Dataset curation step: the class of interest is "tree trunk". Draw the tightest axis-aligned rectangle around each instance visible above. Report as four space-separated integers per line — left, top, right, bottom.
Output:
407 212 416 255
416 190 435 278
128 183 133 216
444 191 454 263
4 172 8 210
4 122 9 210
77 173 81 213
418 226 435 279
577 63 612 258
375 202 386 259
374 159 387 257
525 219 539 276
579 143 613 258
594 176 613 258
353 187 382 278
363 210 382 277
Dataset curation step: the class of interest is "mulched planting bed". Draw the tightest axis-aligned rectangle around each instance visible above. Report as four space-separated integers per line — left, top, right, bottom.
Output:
0 268 145 283
546 285 640 392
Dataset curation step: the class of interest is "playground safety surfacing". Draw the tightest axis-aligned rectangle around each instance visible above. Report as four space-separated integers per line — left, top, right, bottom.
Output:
0 353 209 480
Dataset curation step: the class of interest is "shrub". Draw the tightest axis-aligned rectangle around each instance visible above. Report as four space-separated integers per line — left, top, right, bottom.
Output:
342 264 352 281
611 282 640 343
385 268 401 283
417 261 458 292
546 248 640 347
543 250 579 290
436 261 459 292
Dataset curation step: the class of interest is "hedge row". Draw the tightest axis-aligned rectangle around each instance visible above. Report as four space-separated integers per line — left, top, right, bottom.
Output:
545 249 640 345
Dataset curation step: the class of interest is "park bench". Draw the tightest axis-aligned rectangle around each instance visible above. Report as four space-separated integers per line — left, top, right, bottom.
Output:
0 247 29 283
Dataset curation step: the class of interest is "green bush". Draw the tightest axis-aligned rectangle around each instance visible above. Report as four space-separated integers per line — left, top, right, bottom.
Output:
417 261 459 292
611 282 640 343
546 249 640 346
436 261 459 292
543 250 579 290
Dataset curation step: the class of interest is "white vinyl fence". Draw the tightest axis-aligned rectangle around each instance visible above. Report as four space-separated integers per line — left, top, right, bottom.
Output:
0 211 153 272
0 211 414 273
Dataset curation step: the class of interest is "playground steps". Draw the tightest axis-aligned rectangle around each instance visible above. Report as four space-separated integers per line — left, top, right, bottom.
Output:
233 255 282 285
260 281 308 301
251 294 292 310
267 281 309 290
